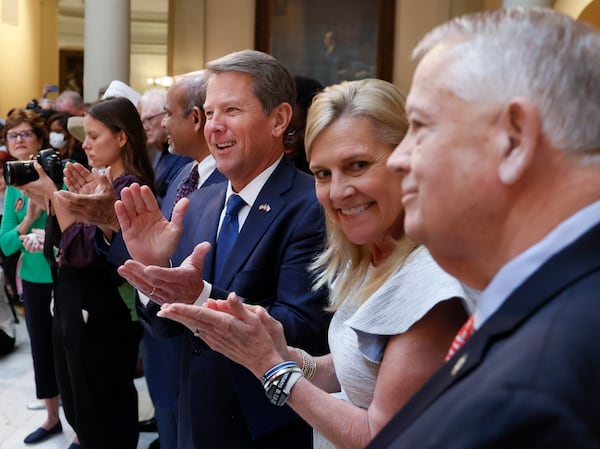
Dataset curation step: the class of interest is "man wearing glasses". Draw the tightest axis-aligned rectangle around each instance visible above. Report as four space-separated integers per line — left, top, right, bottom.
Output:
138 88 191 207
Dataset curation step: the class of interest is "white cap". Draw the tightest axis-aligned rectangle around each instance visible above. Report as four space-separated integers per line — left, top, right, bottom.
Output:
102 80 141 106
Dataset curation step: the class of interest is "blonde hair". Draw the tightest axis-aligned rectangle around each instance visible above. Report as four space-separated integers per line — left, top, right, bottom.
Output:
305 79 416 310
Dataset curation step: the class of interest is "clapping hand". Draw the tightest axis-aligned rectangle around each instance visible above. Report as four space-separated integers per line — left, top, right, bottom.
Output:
53 163 119 230
115 182 189 266
157 293 288 378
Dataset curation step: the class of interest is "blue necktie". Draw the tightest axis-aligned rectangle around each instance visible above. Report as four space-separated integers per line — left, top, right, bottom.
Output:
214 194 245 282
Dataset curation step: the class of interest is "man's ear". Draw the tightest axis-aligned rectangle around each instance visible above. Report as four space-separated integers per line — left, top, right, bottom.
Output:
192 106 204 131
271 102 293 138
498 98 540 185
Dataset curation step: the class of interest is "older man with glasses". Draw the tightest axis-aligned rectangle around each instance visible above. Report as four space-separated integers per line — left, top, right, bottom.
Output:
138 88 191 208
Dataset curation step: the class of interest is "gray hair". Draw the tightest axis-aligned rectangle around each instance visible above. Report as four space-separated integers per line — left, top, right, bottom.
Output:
205 50 295 113
57 90 83 108
139 88 167 111
174 70 210 116
414 7 600 155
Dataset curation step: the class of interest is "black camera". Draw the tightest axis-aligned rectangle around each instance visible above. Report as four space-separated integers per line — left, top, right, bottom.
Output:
3 148 63 187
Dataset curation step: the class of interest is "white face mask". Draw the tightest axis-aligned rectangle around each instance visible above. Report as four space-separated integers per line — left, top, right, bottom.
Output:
49 132 67 150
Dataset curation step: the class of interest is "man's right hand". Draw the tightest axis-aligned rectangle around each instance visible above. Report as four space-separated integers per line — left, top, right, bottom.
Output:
115 183 188 266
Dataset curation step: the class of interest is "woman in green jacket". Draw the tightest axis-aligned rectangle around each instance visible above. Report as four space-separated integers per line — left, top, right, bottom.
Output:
0 109 63 445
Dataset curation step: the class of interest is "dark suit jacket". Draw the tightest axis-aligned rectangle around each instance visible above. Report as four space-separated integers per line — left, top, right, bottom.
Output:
367 222 600 449
160 160 225 220
140 157 330 449
153 148 192 208
107 162 224 268
139 162 225 424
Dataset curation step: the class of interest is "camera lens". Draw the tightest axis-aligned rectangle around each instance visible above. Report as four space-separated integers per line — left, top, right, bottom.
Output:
3 161 39 186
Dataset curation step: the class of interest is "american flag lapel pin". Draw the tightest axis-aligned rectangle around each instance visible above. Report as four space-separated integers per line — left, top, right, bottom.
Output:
259 203 271 213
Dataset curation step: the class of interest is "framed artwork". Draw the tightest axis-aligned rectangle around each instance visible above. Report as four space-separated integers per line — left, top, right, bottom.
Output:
255 0 395 85
59 49 84 95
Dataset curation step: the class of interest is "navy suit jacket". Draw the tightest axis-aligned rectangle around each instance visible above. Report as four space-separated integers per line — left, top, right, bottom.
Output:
367 222 600 449
153 149 192 208
141 157 330 449
161 160 226 220
139 162 225 418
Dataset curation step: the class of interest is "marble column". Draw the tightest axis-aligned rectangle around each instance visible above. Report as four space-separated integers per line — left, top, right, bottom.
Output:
83 0 131 102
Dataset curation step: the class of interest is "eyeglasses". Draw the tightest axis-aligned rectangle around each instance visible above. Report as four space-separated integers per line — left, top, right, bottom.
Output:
142 111 167 127
7 130 35 141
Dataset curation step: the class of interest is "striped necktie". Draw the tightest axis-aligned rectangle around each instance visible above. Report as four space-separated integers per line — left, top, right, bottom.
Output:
445 315 475 362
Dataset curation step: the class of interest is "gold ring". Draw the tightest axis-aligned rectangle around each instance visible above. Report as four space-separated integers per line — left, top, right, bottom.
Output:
149 287 156 297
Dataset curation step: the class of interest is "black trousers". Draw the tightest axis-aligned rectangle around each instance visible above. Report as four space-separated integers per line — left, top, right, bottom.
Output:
22 280 59 398
52 265 139 449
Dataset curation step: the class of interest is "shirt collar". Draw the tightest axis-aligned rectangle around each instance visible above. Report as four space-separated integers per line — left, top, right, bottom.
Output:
195 155 217 188
224 155 283 209
475 200 600 329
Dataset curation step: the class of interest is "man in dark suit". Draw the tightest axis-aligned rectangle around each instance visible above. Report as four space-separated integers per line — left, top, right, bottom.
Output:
159 70 225 218
115 50 330 449
367 7 600 449
137 70 225 449
139 88 192 208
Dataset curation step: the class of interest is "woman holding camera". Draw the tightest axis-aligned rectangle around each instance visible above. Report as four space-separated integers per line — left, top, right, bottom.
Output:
0 109 63 445
23 96 155 449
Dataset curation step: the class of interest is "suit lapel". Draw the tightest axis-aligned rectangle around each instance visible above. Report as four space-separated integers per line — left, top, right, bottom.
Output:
201 168 225 188
374 222 600 443
216 158 295 287
185 185 226 283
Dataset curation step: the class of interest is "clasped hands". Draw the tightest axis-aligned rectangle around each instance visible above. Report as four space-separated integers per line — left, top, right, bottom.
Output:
158 293 290 378
115 184 290 377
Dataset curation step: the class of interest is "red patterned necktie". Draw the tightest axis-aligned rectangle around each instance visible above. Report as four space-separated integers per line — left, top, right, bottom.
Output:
174 164 200 204
445 315 475 362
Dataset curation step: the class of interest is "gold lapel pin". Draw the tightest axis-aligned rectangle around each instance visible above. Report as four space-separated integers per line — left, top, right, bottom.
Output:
259 204 271 212
450 353 468 376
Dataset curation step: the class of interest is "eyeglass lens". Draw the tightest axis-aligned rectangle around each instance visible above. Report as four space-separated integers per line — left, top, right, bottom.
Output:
7 130 34 141
142 111 167 126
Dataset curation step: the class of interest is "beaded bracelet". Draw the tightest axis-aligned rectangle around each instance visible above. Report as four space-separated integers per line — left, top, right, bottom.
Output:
296 348 317 381
261 361 303 406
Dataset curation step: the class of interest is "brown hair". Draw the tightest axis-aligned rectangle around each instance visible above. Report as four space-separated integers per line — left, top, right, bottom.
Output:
86 97 155 191
2 109 48 148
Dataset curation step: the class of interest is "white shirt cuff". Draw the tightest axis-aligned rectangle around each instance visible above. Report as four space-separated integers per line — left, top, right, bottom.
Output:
138 280 212 308
139 291 151 307
194 281 212 306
